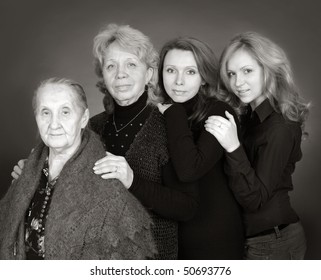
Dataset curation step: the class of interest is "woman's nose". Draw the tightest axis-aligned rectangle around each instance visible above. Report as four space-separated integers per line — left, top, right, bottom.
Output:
235 74 245 87
49 114 60 129
116 64 128 79
175 72 184 85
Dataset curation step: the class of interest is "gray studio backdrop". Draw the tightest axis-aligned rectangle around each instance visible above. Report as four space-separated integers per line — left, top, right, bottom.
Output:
1 0 320 259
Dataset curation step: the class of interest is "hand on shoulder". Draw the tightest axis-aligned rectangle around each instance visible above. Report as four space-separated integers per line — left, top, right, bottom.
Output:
205 111 240 153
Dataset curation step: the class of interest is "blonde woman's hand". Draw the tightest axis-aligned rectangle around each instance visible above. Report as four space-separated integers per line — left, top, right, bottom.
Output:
205 111 240 153
11 159 26 181
157 103 172 114
93 152 134 189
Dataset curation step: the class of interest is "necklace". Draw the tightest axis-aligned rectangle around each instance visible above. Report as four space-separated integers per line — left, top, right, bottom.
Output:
112 104 148 133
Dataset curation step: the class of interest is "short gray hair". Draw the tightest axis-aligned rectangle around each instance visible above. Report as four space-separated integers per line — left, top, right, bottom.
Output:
32 77 88 114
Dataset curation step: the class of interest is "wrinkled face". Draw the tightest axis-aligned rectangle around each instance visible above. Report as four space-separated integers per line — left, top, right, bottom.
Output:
35 84 88 154
162 49 203 103
102 42 153 106
226 49 265 110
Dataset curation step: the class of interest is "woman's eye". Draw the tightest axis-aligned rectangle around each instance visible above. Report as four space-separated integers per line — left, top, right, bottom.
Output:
106 64 115 70
41 110 50 116
227 72 235 78
128 62 137 68
187 70 196 75
62 109 70 115
166 68 174 73
244 69 253 74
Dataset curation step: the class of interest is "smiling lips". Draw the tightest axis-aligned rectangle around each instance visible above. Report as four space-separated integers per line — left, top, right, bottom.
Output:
172 89 186 95
236 89 250 96
115 84 132 92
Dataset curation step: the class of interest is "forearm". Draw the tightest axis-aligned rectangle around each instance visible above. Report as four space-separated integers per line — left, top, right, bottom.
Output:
164 104 223 181
224 145 272 212
129 174 198 221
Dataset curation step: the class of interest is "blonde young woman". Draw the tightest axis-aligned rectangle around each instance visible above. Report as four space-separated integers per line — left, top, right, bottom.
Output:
205 32 309 259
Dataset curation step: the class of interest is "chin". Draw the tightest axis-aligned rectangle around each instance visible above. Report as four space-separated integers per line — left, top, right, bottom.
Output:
172 97 185 103
47 141 67 149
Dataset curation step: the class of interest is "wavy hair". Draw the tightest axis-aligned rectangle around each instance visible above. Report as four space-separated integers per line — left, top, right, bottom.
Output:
93 23 159 113
157 37 234 124
219 31 310 134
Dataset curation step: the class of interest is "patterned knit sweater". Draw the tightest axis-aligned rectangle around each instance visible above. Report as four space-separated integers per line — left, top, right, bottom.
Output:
0 129 156 259
90 107 178 259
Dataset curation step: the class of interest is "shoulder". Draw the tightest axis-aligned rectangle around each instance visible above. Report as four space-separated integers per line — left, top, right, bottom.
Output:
90 111 109 123
138 106 166 137
266 113 302 141
89 111 109 134
208 99 237 118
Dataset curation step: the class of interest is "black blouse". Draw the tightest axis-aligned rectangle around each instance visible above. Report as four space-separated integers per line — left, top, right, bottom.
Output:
25 160 58 259
225 99 301 237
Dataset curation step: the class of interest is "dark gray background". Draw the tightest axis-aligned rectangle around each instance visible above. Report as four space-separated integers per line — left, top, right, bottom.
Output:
0 0 320 259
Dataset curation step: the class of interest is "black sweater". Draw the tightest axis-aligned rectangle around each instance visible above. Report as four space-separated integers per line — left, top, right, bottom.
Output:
163 96 244 260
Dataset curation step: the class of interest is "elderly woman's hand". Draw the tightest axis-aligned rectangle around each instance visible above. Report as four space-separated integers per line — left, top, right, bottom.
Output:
157 103 172 114
11 159 26 181
93 152 134 189
204 111 240 153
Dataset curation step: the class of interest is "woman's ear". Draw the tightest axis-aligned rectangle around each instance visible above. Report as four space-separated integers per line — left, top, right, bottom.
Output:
145 67 154 84
81 108 90 129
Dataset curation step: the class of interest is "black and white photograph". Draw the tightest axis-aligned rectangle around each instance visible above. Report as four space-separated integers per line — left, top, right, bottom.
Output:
0 0 320 278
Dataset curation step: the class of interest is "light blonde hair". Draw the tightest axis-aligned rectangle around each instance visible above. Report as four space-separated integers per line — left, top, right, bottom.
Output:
219 31 310 135
93 23 158 113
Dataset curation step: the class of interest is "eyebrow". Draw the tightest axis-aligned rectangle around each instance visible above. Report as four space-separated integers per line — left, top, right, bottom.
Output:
227 64 253 71
165 64 198 69
105 57 139 62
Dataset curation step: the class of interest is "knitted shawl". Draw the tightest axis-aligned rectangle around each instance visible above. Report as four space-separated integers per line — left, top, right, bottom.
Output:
90 107 178 259
0 129 156 259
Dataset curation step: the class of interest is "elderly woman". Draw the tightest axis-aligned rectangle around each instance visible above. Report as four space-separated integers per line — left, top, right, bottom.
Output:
89 24 199 259
0 78 155 260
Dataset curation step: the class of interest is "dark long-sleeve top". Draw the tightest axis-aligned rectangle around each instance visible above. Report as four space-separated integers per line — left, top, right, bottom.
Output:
163 95 244 260
89 92 198 222
224 99 301 237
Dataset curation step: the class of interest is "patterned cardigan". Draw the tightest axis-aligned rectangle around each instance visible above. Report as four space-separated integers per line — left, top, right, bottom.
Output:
0 129 156 259
90 107 178 259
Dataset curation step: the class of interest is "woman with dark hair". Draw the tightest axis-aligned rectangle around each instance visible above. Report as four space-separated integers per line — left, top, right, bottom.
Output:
205 31 309 259
157 37 244 259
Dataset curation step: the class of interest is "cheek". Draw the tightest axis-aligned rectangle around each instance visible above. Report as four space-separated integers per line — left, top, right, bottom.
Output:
190 78 202 92
103 71 113 83
229 79 236 91
36 119 47 132
163 80 172 94
163 74 173 87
